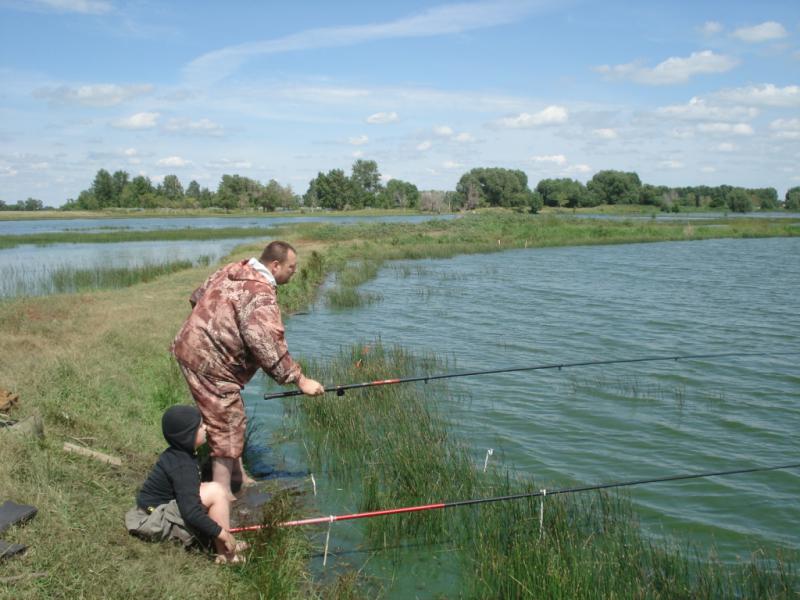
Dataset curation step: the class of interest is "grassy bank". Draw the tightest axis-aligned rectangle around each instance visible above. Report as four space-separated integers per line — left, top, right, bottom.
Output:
1 211 798 598
0 240 338 598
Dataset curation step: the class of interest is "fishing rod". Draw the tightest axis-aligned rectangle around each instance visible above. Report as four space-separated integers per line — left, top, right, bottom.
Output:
230 461 800 532
264 351 795 400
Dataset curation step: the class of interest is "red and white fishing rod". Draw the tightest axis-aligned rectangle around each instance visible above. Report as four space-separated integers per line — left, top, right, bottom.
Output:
230 462 800 533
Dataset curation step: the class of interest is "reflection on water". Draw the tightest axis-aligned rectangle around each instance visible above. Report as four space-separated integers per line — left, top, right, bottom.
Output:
247 237 799 578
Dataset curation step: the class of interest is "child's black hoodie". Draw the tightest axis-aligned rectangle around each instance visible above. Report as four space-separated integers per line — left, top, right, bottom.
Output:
136 405 221 539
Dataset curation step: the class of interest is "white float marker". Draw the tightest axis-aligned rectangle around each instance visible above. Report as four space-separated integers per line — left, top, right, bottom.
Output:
311 473 317 496
483 448 494 472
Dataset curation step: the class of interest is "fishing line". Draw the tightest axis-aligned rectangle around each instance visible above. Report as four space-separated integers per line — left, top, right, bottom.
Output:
264 351 799 400
230 461 800 533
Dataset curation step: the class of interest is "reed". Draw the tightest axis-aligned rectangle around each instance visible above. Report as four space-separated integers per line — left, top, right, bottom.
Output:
288 341 798 598
0 257 211 297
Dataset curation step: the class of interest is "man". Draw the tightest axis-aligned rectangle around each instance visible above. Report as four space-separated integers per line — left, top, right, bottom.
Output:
171 240 324 498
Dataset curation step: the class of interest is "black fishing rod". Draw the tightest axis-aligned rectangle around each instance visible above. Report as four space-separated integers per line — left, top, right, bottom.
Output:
264 351 795 400
231 461 800 532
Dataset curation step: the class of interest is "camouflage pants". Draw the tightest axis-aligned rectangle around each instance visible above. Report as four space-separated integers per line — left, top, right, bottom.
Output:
179 363 246 459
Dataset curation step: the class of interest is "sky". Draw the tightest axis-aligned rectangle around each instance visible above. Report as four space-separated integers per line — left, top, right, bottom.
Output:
0 0 798 206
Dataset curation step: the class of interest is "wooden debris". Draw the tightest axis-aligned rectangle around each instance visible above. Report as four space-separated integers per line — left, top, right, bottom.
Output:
62 442 122 467
0 389 19 412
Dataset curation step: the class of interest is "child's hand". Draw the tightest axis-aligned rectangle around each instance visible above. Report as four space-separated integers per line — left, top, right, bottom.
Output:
218 529 236 554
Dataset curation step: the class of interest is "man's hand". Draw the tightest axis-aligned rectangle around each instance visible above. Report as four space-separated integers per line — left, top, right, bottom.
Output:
297 375 324 396
218 529 236 554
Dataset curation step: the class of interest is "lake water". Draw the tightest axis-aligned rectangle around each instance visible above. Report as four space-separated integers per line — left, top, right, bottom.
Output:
246 236 799 595
0 213 449 235
0 214 449 297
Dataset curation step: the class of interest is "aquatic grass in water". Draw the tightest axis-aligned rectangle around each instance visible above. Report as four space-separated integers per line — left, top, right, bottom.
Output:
326 259 385 309
288 341 798 598
0 256 212 297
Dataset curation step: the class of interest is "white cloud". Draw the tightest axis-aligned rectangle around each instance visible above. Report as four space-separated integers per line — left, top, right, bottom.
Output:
184 1 549 84
26 0 112 14
658 160 684 169
30 162 50 170
442 160 463 169
496 105 568 128
566 164 591 174
716 142 737 152
33 83 153 107
700 21 723 36
453 132 475 143
714 84 800 107
732 21 788 43
530 154 567 165
656 96 759 120
366 111 399 124
348 134 369 145
111 112 159 129
433 125 454 136
592 128 618 139
770 118 800 139
697 122 754 135
701 166 717 173
157 156 191 167
352 150 364 158
595 50 738 85
164 117 224 136
123 148 138 157
417 140 432 151
207 159 252 170
0 166 19 177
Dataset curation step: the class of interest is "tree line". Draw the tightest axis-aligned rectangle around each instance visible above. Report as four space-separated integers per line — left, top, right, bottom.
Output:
5 161 800 212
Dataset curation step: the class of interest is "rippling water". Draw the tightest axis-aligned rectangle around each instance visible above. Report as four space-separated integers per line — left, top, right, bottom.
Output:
250 237 799 568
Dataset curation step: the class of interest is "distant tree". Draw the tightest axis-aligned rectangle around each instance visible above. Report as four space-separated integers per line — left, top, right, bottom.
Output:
186 180 201 199
640 184 670 206
725 188 753 213
456 167 540 212
303 178 319 208
23 197 44 211
216 174 263 210
261 179 295 212
536 178 589 208
111 170 129 206
587 170 641 205
784 187 800 211
198 187 215 208
351 159 382 207
91 169 116 208
0 200 6 211
314 169 358 210
378 179 419 209
751 187 778 210
160 175 185 204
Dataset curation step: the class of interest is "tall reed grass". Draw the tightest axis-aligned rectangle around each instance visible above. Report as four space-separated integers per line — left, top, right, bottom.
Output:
287 341 798 598
0 257 211 297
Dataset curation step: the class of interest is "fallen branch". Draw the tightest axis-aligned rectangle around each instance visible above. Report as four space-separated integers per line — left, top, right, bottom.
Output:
62 442 122 467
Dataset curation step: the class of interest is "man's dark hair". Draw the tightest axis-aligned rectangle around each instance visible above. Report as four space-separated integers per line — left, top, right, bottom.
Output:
260 240 296 265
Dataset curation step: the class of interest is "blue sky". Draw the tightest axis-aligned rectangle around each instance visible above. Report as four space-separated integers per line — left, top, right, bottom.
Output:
1 0 798 206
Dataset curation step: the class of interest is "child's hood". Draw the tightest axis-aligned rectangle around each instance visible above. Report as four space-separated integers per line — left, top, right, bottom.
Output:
161 404 201 453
